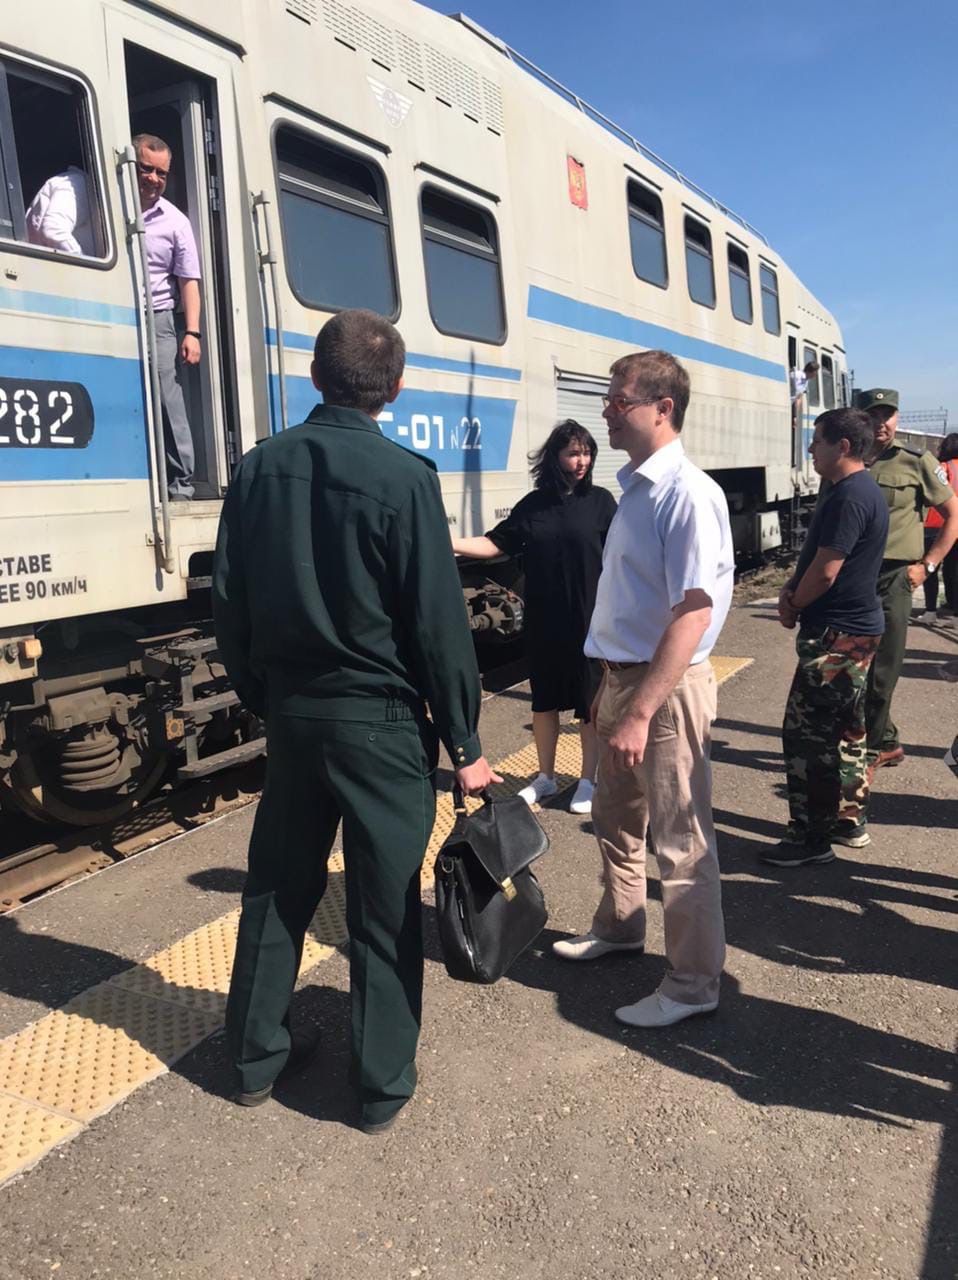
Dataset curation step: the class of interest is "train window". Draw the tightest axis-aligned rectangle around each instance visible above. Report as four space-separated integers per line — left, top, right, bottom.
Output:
727 242 753 324
0 57 108 261
420 186 506 344
627 180 668 288
821 354 836 409
275 126 399 318
760 264 781 335
803 344 820 408
684 216 715 308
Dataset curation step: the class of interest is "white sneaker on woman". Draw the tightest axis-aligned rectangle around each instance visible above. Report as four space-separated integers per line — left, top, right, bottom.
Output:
569 778 594 814
517 773 558 806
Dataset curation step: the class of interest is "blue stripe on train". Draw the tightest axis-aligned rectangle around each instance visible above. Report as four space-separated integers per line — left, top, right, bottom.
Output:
527 286 786 382
0 346 148 481
0 286 138 328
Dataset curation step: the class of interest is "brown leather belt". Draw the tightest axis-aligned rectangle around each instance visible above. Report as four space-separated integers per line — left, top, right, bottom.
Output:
600 659 643 672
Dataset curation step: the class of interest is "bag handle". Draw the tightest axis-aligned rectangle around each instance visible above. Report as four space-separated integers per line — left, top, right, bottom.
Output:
452 784 492 811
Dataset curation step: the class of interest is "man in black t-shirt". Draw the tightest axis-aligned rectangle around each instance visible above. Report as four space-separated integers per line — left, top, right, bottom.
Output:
764 408 889 866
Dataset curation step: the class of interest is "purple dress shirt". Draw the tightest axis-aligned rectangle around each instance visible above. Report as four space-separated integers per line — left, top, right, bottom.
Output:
143 197 201 311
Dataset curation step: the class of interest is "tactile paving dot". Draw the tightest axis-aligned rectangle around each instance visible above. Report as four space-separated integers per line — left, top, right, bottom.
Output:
0 985 221 1121
309 855 347 947
0 1093 81 1186
710 656 753 686
108 911 242 1013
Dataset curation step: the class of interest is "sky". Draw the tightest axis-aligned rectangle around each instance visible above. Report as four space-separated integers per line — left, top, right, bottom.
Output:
421 0 957 425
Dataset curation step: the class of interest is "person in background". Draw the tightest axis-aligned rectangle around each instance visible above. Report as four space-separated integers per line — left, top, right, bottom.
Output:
452 421 617 815
213 309 499 1134
552 350 734 1029
134 132 202 500
855 389 958 771
766 408 888 865
25 165 97 257
790 359 820 435
920 433 958 621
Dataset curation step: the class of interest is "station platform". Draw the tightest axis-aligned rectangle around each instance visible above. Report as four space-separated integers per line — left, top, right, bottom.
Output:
0 602 955 1280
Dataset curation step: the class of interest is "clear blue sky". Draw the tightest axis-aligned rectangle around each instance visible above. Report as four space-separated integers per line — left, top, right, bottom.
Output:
422 0 957 422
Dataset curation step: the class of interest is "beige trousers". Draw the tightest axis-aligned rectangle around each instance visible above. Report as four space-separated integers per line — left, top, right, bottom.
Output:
591 660 725 1006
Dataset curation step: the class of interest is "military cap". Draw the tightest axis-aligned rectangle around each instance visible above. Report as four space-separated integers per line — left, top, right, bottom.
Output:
857 388 899 411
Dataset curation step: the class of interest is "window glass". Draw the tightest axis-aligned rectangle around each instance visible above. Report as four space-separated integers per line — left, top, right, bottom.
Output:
727 242 752 323
760 264 781 335
0 58 108 260
627 181 667 288
821 354 835 409
421 187 505 343
276 126 398 316
684 216 715 307
803 344 820 408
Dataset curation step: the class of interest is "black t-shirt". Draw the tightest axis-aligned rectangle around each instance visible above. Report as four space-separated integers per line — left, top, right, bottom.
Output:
795 469 889 635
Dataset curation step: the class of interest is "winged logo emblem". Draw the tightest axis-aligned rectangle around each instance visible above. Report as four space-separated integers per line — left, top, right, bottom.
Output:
368 76 412 128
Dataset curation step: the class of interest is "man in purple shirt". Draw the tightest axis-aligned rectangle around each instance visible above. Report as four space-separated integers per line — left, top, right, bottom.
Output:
134 133 202 500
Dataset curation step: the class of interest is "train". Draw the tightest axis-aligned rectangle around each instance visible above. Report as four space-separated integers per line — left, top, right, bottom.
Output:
0 0 848 825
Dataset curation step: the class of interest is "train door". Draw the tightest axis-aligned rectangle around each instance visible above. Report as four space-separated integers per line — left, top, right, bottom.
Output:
103 15 245 507
555 372 616 494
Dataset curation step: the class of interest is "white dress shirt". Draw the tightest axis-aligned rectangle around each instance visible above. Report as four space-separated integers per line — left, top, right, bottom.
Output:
585 438 734 665
25 167 96 257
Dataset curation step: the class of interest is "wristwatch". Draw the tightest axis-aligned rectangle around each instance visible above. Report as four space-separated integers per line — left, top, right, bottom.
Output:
185 329 202 340
923 559 938 574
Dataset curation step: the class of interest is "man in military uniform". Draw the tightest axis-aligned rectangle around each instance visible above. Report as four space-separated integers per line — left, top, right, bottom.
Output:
856 388 958 772
212 309 499 1133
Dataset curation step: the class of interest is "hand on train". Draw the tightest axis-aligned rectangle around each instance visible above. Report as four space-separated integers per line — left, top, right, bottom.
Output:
455 756 504 796
180 334 202 365
606 710 649 771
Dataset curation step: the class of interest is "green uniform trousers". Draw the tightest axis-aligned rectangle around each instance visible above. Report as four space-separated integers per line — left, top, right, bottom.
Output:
225 705 438 1127
864 563 913 756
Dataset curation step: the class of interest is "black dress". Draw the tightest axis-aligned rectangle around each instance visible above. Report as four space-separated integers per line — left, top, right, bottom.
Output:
487 485 618 719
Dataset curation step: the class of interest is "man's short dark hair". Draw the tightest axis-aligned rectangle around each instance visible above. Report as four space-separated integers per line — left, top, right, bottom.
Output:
815 407 874 459
313 310 405 414
804 360 820 375
609 349 691 430
133 133 172 158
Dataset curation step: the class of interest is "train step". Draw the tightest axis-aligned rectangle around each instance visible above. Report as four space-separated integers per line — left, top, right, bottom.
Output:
176 690 240 716
168 636 219 660
176 737 267 780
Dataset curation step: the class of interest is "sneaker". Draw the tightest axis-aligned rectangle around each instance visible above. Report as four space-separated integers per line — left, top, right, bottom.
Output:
760 841 835 867
552 931 645 961
614 991 718 1028
517 773 558 806
569 778 595 814
914 610 937 623
831 820 871 848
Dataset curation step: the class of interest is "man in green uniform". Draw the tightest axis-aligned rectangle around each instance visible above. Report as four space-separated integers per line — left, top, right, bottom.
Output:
856 388 958 771
212 309 499 1133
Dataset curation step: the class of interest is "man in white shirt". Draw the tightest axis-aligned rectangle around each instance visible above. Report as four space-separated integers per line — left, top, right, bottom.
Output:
25 166 97 257
553 350 735 1028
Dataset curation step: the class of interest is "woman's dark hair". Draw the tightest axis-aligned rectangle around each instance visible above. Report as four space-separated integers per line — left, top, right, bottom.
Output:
938 432 958 462
529 420 597 493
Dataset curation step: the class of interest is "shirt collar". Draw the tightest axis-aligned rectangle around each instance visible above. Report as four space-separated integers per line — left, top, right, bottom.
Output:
142 198 168 222
619 437 685 490
305 402 383 435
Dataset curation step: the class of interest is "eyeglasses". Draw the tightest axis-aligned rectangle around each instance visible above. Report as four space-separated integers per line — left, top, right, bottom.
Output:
600 394 659 411
136 162 170 180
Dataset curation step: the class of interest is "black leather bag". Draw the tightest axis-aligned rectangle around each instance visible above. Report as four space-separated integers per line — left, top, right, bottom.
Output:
434 788 549 984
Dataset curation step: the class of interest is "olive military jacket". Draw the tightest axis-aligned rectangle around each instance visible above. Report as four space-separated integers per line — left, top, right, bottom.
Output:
868 445 954 561
212 403 482 767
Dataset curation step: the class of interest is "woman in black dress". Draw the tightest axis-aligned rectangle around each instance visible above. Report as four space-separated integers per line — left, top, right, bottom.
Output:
452 420 617 814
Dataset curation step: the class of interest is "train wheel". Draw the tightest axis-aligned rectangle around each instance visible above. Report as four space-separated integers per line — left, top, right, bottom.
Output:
0 740 170 827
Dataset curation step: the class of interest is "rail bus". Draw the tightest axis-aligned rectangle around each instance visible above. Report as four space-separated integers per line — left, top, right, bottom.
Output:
0 0 848 825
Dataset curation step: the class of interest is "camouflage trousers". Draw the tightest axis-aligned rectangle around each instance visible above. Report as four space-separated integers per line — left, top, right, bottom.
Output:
782 628 882 839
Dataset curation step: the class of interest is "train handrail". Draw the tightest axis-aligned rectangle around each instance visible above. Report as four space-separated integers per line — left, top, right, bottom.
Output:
117 145 175 574
251 191 289 434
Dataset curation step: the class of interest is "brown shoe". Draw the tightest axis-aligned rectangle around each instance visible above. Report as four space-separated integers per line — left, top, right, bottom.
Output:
875 746 905 769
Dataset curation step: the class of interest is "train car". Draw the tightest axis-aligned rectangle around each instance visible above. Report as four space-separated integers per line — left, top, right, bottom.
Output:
0 0 847 825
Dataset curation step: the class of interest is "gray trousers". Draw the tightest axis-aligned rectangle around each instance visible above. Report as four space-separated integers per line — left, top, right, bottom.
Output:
155 309 195 498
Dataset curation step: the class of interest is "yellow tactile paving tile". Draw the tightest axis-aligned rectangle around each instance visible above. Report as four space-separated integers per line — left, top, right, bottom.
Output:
0 1092 82 1184
0 652 753 1186
0 985 221 1124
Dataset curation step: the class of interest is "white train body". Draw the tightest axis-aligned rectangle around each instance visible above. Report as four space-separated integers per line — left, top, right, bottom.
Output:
0 0 847 821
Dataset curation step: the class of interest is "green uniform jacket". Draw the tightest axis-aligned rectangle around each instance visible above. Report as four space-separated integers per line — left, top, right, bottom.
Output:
212 403 482 767
819 446 954 560
868 445 954 560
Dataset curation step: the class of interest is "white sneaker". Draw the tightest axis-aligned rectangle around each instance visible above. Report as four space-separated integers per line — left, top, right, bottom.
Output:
517 773 558 806
614 991 718 1028
569 778 595 814
552 931 645 961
